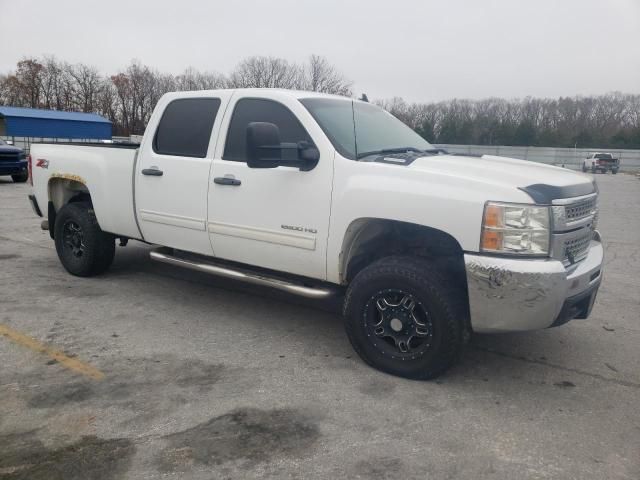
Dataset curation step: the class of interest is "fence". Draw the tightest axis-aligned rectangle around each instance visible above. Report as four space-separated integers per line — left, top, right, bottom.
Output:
434 144 640 171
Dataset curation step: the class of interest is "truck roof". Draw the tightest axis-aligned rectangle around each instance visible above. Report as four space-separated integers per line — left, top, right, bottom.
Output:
161 88 356 103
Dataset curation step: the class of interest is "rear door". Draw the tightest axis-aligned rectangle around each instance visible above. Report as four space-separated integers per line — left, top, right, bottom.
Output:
207 93 335 280
136 92 232 255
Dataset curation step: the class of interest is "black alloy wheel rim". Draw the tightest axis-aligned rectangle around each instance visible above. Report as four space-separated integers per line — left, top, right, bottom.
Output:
363 289 434 359
62 220 85 258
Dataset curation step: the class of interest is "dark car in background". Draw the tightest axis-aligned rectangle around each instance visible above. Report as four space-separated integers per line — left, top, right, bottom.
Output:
0 139 28 183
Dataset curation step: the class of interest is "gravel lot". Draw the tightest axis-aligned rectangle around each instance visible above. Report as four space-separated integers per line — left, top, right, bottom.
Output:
1 173 639 480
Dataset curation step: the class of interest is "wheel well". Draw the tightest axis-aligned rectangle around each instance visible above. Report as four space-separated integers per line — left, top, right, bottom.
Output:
48 177 91 212
47 178 92 239
341 219 468 293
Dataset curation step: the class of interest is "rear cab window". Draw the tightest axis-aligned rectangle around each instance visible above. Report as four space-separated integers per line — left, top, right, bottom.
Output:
154 98 221 157
223 98 314 162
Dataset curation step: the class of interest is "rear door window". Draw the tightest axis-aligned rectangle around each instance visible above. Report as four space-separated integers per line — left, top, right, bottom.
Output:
153 98 221 158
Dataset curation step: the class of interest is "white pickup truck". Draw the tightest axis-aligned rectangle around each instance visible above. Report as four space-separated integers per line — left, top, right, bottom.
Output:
28 89 604 379
582 152 620 174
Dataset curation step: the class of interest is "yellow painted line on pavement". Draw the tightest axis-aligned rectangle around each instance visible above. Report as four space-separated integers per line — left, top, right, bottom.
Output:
0 324 104 380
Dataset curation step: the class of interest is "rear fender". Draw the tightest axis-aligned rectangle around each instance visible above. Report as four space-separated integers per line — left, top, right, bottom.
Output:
48 175 90 212
47 176 90 239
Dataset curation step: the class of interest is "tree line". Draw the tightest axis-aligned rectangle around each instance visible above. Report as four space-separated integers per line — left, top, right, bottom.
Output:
0 55 352 136
378 94 640 149
1 55 639 148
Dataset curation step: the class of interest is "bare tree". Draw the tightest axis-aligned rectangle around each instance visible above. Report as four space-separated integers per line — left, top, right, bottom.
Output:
67 63 103 112
0 74 22 106
299 55 352 96
228 56 300 89
40 56 65 110
175 67 226 91
110 72 132 135
97 78 118 128
10 58 45 107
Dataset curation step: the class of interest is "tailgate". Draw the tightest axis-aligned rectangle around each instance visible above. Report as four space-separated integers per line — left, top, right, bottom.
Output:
598 158 618 166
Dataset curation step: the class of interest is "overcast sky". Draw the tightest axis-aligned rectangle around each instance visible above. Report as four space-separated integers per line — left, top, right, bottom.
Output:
1 0 639 102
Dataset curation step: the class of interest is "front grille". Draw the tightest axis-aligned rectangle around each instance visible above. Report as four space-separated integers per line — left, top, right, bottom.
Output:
565 197 597 222
563 231 592 264
0 152 21 163
551 194 598 265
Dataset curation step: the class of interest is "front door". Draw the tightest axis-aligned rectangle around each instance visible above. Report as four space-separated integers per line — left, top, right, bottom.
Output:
208 94 334 280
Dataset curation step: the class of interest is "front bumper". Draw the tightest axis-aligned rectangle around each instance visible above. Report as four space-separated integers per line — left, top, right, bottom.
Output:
0 160 27 175
464 232 603 333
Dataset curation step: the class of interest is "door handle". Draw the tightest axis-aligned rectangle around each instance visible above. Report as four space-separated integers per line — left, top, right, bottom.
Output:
142 167 163 176
214 177 241 186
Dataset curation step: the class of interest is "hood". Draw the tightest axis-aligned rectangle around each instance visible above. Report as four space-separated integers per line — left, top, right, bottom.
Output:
0 145 23 154
408 154 596 204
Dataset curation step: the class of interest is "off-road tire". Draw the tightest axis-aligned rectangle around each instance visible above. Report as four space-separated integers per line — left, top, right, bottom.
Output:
344 256 465 380
11 172 28 183
612 168 618 175
54 202 115 277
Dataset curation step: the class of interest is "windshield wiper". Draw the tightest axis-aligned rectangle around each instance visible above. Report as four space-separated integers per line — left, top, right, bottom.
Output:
356 147 424 159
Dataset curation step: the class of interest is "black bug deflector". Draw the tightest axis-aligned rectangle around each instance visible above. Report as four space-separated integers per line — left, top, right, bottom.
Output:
520 180 597 204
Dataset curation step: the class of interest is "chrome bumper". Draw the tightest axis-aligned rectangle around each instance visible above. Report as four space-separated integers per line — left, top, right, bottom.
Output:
464 233 604 333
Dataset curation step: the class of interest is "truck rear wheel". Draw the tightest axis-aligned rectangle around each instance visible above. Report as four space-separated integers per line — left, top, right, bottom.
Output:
344 256 464 380
612 168 618 174
581 165 587 173
54 202 115 277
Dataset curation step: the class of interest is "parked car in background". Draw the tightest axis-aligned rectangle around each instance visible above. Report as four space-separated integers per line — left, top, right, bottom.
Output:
0 139 28 182
582 152 619 174
28 89 603 379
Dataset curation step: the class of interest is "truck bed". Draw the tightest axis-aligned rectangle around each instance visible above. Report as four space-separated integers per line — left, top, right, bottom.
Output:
30 142 142 240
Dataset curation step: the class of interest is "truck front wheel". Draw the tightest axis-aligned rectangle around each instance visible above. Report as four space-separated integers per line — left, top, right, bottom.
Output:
54 202 115 277
11 172 28 183
344 256 464 380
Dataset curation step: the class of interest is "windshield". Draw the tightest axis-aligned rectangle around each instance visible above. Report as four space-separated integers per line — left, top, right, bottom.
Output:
595 153 612 159
300 98 432 159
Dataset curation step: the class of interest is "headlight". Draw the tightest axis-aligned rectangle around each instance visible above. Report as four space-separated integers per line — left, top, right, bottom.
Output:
480 202 550 256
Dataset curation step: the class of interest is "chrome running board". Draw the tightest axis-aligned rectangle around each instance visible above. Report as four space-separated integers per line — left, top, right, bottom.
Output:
149 247 336 299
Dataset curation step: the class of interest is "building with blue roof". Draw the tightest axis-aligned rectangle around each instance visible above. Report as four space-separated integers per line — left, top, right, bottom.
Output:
0 106 112 140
